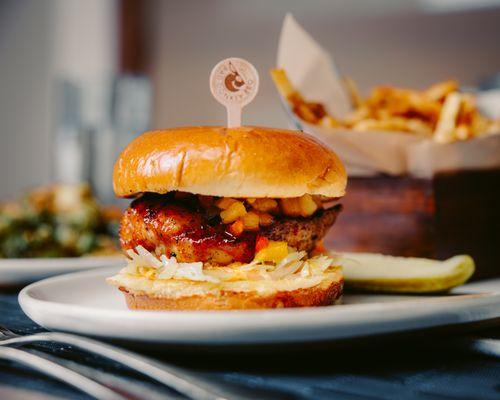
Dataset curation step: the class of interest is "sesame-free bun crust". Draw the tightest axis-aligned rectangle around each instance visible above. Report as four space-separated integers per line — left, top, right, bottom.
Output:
113 126 346 198
120 274 343 310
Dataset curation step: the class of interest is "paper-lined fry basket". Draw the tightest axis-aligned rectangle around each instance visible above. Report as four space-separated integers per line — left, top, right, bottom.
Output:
275 14 500 178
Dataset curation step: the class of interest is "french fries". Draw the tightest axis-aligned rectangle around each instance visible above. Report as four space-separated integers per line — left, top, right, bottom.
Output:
271 68 499 143
343 76 363 108
271 69 330 125
434 92 462 143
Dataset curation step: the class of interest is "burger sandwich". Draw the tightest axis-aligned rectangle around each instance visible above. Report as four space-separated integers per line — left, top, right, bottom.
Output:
107 126 347 310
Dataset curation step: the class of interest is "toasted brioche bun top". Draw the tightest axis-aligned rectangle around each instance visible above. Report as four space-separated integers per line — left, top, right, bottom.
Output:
113 126 346 198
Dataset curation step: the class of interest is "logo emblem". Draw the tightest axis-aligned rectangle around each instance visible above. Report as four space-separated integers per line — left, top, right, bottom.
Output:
210 58 259 127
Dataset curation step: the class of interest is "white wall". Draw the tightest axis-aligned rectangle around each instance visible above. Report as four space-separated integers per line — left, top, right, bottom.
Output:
51 0 118 127
0 0 53 198
0 0 118 198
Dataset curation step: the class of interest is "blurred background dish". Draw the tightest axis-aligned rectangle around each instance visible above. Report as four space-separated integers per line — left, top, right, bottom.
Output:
0 184 120 258
0 183 124 285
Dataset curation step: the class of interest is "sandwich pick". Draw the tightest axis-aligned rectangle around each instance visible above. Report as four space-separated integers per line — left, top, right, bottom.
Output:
209 57 259 127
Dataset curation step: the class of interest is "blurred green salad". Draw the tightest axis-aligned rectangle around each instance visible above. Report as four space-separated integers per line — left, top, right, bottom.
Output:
0 184 120 258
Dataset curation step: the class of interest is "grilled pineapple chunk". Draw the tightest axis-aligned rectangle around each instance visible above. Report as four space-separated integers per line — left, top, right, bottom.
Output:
254 241 288 264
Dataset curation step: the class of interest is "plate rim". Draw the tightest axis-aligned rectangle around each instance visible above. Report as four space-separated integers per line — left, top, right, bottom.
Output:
0 255 124 266
0 256 125 285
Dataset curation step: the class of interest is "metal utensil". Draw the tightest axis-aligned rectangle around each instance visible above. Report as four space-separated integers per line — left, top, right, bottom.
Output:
0 346 126 400
467 337 500 358
0 326 227 400
27 348 181 400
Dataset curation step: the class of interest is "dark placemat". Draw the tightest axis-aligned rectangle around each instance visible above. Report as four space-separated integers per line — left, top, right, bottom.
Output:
0 292 499 400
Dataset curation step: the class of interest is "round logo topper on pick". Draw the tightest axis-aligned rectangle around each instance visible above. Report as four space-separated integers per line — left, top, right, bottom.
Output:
210 57 259 128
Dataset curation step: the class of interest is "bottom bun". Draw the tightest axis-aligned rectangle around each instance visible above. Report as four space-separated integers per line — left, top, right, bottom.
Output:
118 274 343 310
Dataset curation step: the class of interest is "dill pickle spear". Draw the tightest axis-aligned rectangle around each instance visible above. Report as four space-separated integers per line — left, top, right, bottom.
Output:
340 253 475 293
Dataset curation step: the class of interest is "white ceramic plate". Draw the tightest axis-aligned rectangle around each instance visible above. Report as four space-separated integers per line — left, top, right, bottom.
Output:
0 257 125 285
19 267 500 345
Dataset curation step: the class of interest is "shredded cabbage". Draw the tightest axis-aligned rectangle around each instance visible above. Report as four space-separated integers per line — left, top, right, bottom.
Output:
157 255 177 279
122 245 340 284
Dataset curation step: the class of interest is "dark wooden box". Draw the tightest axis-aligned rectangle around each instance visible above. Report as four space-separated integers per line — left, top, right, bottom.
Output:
325 170 500 280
